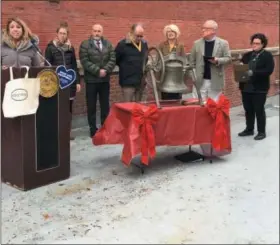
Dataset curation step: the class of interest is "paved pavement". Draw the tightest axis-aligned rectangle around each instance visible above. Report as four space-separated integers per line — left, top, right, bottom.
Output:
1 96 279 244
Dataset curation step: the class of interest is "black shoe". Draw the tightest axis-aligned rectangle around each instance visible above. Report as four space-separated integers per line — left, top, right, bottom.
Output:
254 132 266 140
90 131 96 138
89 127 98 138
238 129 254 137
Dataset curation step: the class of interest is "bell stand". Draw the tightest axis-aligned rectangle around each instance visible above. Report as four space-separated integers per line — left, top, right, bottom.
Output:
152 62 211 165
133 48 213 174
174 66 213 164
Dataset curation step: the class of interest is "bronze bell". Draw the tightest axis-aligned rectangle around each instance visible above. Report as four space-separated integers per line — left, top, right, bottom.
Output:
159 52 189 93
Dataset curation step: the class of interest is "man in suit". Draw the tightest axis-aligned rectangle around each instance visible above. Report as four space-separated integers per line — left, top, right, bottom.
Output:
79 24 116 137
189 20 232 102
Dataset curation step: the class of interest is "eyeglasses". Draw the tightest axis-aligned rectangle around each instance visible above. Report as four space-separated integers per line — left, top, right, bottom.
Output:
136 35 143 38
252 42 262 45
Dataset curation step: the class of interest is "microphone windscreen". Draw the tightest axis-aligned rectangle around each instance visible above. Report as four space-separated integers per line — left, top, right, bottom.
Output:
30 38 36 45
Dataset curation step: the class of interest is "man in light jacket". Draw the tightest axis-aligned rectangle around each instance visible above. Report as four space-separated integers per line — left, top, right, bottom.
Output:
189 20 232 102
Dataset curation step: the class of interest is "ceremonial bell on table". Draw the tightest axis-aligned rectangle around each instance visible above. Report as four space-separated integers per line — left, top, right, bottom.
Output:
143 47 203 108
159 51 189 93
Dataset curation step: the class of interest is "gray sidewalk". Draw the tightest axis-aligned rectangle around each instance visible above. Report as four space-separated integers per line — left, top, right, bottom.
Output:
1 95 279 244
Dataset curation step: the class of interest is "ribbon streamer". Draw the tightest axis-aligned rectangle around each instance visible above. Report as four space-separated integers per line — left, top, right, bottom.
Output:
132 104 159 165
206 94 230 151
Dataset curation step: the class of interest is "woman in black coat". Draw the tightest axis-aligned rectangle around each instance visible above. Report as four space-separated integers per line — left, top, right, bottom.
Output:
238 33 275 140
45 22 81 140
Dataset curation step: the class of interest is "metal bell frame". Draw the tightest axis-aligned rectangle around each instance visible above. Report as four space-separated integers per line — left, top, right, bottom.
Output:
142 46 203 108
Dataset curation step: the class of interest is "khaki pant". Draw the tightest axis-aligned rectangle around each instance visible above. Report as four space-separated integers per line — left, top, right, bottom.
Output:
122 85 145 102
192 79 222 103
200 79 222 102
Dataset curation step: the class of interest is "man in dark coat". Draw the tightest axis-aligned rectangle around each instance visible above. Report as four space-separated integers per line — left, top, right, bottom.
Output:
79 24 116 137
115 24 148 102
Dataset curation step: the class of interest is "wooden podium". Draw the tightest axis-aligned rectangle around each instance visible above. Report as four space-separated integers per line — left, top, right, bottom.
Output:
1 67 70 191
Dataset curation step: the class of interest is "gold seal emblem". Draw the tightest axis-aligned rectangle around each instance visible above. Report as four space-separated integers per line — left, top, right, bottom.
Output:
37 69 59 98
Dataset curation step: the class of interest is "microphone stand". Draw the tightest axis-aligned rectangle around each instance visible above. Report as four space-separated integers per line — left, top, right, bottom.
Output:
31 41 52 67
36 50 52 67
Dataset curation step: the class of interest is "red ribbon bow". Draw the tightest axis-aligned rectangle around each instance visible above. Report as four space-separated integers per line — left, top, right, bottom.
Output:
132 104 159 165
206 94 230 151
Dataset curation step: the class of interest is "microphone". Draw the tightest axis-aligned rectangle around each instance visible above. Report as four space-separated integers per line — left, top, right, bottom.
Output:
30 38 52 67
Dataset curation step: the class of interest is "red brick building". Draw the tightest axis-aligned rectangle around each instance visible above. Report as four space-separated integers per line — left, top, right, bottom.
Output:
2 0 279 118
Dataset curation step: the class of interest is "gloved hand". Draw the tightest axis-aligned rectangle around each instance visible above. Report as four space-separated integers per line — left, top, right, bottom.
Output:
247 70 253 76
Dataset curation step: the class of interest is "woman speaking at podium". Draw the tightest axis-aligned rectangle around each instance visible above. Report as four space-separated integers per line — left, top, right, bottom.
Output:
44 22 81 140
1 17 41 68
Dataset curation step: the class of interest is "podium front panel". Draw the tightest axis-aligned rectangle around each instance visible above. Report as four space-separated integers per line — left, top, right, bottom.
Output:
1 67 70 190
1 68 25 188
36 94 60 171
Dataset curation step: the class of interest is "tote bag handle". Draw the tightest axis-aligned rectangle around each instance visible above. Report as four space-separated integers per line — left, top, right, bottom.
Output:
9 66 30 80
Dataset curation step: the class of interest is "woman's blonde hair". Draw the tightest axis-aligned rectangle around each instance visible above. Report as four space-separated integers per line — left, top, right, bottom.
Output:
5 17 33 40
163 24 181 38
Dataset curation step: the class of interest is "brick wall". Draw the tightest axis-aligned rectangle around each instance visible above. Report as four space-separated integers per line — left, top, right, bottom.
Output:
2 0 279 116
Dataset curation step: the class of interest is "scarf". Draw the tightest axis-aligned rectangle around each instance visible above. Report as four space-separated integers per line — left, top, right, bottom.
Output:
53 37 72 52
168 40 178 52
126 33 142 52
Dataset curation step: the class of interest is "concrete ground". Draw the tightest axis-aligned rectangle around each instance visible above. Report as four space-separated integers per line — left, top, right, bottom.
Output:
1 96 279 244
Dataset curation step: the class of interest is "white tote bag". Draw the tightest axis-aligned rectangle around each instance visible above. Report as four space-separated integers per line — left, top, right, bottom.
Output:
2 66 40 118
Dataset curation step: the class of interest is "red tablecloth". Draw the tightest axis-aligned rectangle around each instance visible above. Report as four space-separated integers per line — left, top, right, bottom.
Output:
93 98 231 166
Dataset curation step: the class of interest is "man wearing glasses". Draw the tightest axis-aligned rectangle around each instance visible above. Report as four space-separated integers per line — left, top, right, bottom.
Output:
189 20 232 102
115 23 148 102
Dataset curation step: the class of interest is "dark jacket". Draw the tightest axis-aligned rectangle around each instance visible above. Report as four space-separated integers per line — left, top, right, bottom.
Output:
115 37 148 87
79 37 116 83
45 41 80 98
239 49 275 92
